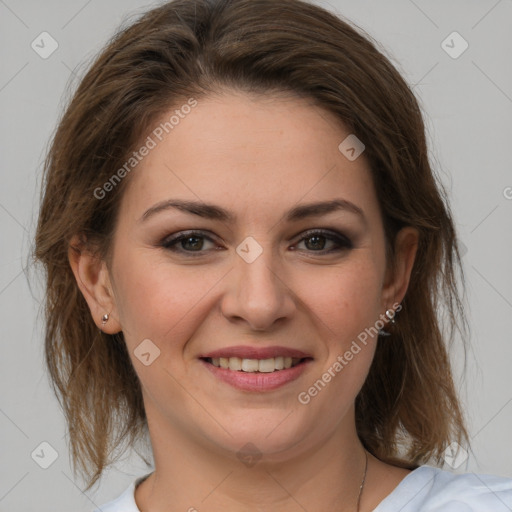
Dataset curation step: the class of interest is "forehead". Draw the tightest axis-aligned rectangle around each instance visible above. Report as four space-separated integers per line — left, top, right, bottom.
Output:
117 91 379 226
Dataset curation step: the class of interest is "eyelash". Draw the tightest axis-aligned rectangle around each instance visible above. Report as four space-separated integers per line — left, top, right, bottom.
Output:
160 229 353 257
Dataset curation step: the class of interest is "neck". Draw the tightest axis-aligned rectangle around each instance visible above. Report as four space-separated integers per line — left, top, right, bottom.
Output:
136 402 369 512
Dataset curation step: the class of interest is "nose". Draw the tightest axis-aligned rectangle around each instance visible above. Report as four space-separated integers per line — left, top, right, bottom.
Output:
220 243 296 331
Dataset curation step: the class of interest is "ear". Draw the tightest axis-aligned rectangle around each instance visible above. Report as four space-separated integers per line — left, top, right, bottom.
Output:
381 226 419 309
68 234 122 334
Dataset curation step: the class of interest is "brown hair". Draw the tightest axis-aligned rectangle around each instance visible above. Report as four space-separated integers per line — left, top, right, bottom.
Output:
32 0 469 490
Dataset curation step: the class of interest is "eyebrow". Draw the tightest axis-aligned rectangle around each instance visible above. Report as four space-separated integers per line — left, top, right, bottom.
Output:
140 198 366 225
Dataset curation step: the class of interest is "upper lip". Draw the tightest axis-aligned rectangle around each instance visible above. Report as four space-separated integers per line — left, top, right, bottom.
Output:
200 345 312 360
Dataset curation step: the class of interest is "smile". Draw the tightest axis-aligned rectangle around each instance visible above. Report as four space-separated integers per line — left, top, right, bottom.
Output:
204 356 305 373
198 345 313 391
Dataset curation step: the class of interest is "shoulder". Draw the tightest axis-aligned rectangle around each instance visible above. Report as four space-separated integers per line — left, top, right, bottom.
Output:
91 473 151 512
374 465 512 512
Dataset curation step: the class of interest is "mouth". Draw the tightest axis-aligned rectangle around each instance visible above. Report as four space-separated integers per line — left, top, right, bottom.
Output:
200 356 310 373
198 346 313 391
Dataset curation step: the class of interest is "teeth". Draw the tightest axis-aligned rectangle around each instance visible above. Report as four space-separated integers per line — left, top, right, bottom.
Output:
228 357 242 371
258 358 275 373
241 358 259 372
209 356 302 372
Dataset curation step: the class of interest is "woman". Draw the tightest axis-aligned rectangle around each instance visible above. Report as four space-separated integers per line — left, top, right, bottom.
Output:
33 0 512 510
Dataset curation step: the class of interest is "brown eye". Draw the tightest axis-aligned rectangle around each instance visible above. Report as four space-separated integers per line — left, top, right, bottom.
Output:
177 235 205 251
295 229 353 253
304 234 327 251
161 231 217 255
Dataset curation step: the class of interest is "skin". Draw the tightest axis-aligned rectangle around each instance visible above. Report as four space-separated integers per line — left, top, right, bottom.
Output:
69 90 418 511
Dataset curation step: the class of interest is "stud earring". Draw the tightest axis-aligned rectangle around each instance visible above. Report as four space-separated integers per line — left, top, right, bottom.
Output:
385 309 396 324
101 313 109 325
378 305 399 336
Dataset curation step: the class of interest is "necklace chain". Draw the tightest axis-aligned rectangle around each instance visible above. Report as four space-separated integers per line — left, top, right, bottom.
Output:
356 450 368 512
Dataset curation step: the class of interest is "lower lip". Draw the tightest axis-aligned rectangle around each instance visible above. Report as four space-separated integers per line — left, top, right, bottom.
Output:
201 359 311 391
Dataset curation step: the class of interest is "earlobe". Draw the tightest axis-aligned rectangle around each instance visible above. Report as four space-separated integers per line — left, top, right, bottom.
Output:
68 235 122 334
382 227 419 308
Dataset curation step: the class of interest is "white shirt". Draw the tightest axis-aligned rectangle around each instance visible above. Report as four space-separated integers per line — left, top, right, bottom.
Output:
93 465 512 511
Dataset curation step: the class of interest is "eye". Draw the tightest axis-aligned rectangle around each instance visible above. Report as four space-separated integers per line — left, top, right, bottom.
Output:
293 229 353 253
161 230 218 255
160 228 353 257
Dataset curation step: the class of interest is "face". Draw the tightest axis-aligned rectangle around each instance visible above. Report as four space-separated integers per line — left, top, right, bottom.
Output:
98 91 409 462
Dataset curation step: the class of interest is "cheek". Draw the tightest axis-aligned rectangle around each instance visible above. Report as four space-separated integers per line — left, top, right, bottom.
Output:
295 255 382 404
112 248 225 349
114 248 383 342
304 254 383 340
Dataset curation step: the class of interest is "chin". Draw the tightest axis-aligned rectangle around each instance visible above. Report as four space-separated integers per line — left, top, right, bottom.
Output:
198 407 321 463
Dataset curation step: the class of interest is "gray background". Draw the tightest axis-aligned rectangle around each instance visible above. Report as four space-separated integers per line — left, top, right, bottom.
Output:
1 0 511 510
